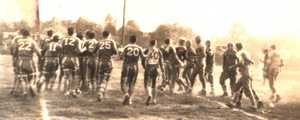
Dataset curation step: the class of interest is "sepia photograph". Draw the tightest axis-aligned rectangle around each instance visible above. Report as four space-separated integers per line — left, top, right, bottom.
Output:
0 0 299 119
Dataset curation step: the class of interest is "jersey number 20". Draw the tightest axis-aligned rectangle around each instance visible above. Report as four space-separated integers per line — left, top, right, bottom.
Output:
127 47 139 56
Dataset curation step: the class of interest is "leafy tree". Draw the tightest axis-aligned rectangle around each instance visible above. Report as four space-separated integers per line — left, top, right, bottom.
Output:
150 23 195 46
104 14 117 36
117 20 144 46
12 20 30 31
75 17 97 33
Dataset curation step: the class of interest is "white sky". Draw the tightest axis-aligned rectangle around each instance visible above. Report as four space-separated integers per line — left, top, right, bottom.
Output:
0 0 300 39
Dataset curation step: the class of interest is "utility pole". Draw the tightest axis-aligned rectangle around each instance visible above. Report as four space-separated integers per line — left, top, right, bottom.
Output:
35 0 40 32
121 0 127 46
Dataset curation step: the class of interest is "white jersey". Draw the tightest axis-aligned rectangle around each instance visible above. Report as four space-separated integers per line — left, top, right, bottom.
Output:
268 50 282 68
145 48 161 65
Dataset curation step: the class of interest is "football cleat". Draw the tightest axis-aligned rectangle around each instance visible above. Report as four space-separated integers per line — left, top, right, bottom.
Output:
97 93 104 102
146 96 152 106
199 90 206 96
257 101 264 109
123 95 130 105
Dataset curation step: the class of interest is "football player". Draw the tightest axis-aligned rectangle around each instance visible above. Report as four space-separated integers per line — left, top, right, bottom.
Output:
96 31 117 102
120 35 144 105
190 36 206 96
204 40 215 95
175 37 190 92
267 45 283 103
182 40 196 93
80 31 98 93
10 32 23 95
142 39 164 105
228 43 263 109
61 27 80 95
76 32 89 91
219 43 239 97
39 30 54 73
159 38 183 93
14 28 41 97
38 35 62 92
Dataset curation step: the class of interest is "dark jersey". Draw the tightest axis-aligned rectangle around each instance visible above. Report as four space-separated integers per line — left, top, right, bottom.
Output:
164 45 181 64
205 47 214 66
123 44 143 64
98 39 117 60
186 47 197 63
62 36 79 57
223 49 238 71
159 46 168 61
40 37 52 57
176 46 187 62
80 39 99 57
195 44 206 65
42 41 62 58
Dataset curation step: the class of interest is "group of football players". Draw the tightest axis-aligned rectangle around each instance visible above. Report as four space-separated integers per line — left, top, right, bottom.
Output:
9 27 283 108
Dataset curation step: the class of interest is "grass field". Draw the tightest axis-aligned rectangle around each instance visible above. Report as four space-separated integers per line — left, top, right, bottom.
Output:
0 55 299 120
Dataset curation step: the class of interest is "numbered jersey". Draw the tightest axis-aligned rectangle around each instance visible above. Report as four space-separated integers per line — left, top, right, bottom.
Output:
144 48 163 65
43 41 62 58
123 44 143 64
62 36 79 56
176 46 187 62
16 37 39 57
98 39 117 60
81 39 99 57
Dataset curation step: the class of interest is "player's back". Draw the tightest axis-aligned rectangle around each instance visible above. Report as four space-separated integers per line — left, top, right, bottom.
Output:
16 37 38 58
62 36 79 57
84 39 98 57
44 41 62 58
144 47 161 65
123 44 143 65
98 39 117 60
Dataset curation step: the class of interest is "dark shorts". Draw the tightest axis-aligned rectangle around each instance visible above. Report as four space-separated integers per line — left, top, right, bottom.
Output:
62 57 77 70
267 67 280 80
17 58 36 74
43 58 59 72
145 65 158 79
97 60 113 74
205 64 213 74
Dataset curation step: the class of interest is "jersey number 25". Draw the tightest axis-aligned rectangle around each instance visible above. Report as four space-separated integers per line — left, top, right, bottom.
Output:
99 42 111 50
